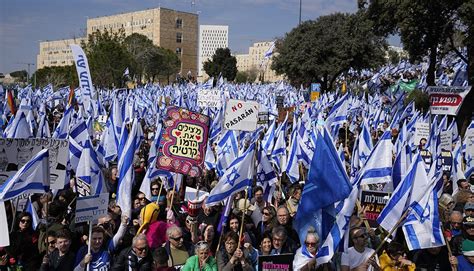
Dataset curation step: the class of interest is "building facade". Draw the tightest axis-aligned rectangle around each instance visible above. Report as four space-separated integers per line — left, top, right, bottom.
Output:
37 38 86 69
37 7 198 76
198 25 228 81
235 41 284 83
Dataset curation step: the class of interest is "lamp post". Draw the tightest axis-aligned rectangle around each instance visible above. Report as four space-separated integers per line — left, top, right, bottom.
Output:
299 0 302 25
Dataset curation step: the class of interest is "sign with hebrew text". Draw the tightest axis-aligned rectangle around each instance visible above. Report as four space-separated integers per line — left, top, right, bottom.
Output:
156 107 209 177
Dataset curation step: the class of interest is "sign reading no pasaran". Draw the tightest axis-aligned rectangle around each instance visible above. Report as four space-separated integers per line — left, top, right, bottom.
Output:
224 99 259 131
75 193 109 223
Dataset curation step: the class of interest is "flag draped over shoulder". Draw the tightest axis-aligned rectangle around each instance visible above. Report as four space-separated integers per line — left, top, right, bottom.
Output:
0 149 50 201
293 127 352 244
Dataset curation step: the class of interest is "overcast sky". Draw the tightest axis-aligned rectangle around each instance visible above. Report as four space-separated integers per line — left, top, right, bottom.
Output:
0 0 399 74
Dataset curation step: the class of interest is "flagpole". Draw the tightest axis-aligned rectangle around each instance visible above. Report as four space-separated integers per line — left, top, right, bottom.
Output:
370 207 411 259
10 197 20 233
155 180 164 205
238 189 248 247
86 221 93 271
441 224 457 271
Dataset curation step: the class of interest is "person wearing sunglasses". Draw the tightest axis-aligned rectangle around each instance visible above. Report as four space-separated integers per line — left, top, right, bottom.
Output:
451 215 474 256
182 241 217 271
40 229 75 271
293 227 319 271
164 225 195 268
111 234 153 271
341 227 380 271
379 242 415 271
6 211 40 270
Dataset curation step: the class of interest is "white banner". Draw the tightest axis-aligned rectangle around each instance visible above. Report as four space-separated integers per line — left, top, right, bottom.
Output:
428 86 472 116
70 44 95 109
75 193 109 223
414 122 430 146
0 138 68 189
0 202 9 247
440 130 453 152
224 99 259 131
185 186 209 202
198 89 221 108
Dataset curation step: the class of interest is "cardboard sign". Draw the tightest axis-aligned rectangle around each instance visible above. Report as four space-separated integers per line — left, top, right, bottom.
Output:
465 128 474 158
258 254 294 271
439 150 453 173
413 122 430 146
360 190 390 228
428 86 472 116
311 83 321 101
440 130 453 152
258 111 269 125
197 89 221 108
0 138 68 189
156 107 210 177
75 193 109 223
420 149 433 170
224 100 259 131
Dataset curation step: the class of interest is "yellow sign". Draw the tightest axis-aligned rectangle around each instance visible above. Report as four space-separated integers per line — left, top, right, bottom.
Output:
310 91 320 101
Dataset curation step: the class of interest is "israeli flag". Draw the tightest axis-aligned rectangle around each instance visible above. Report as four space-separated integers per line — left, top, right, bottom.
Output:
216 130 239 177
76 141 105 196
358 131 393 185
264 41 276 59
358 119 373 167
3 112 33 139
262 120 276 155
256 145 278 202
206 143 256 206
25 197 40 230
0 149 49 201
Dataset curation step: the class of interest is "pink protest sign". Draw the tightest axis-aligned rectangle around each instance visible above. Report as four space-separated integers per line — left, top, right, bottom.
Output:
156 107 209 177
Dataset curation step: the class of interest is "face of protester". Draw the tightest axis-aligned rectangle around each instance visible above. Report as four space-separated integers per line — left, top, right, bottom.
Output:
305 235 319 255
272 234 285 250
18 215 31 231
204 226 215 242
277 208 289 225
169 230 184 249
293 189 302 201
260 237 272 255
351 229 368 249
47 236 57 253
133 239 148 258
151 185 160 196
254 190 263 203
56 237 71 255
137 193 147 206
466 209 474 217
98 216 115 237
197 247 210 263
229 218 239 233
91 232 104 252
465 224 474 237
460 181 470 190
262 209 272 222
133 199 141 209
450 213 463 230
224 238 238 255
111 167 118 181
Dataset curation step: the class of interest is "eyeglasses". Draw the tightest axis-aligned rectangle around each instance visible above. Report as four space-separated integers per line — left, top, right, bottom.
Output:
48 240 56 246
135 246 147 252
20 219 31 224
170 235 183 241
262 212 270 216
451 222 462 225
151 187 160 191
138 197 146 201
100 222 112 230
305 242 318 247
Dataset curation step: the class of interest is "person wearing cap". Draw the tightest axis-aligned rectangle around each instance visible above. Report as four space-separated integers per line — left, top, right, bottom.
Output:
449 239 474 270
451 215 474 256
465 202 474 217
341 227 380 271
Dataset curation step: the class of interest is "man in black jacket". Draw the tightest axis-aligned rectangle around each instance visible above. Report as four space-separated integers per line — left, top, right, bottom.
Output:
40 229 75 271
111 234 153 271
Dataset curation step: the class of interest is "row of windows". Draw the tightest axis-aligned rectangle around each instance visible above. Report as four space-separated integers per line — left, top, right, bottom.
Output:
91 18 153 31
203 30 227 34
42 46 70 52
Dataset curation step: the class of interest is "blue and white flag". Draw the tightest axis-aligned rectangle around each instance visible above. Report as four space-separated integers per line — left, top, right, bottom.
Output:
256 145 279 202
216 130 239 177
25 197 39 230
262 120 276 155
358 131 393 185
358 119 373 167
76 141 105 196
116 118 143 217
264 41 276 59
206 143 256 206
3 112 33 139
0 149 49 201
294 127 352 245
377 153 432 232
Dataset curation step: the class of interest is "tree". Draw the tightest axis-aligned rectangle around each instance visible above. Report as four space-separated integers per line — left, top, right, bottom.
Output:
387 49 400 65
123 33 156 83
33 66 78 88
234 68 258 83
361 0 464 86
272 12 386 91
203 48 237 82
82 28 133 87
9 70 27 81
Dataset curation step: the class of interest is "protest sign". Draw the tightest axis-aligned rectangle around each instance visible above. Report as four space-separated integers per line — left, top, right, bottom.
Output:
311 83 321 101
185 186 209 202
258 111 269 125
0 138 68 189
258 254 294 271
360 190 390 228
413 122 430 146
156 107 209 177
0 202 9 247
276 96 284 108
440 130 453 152
466 128 474 158
428 86 472 116
224 100 259 131
75 193 109 223
70 44 95 110
197 89 221 108
439 150 453 173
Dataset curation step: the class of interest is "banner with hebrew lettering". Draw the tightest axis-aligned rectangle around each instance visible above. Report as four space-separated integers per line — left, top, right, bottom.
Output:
0 138 69 190
156 107 209 177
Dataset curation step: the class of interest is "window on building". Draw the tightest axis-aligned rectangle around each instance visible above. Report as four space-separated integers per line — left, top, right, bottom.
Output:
176 18 183 28
176 32 182 43
176 47 182 55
